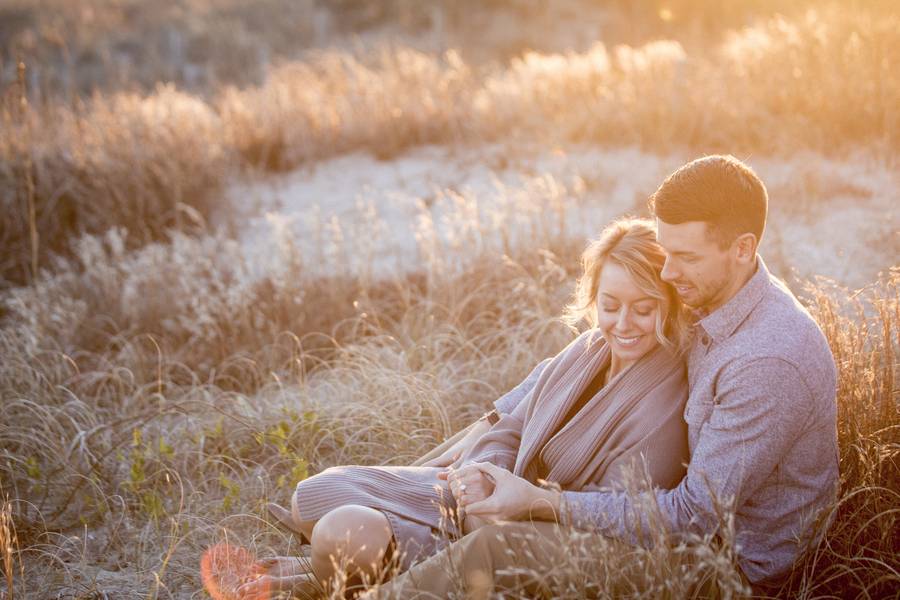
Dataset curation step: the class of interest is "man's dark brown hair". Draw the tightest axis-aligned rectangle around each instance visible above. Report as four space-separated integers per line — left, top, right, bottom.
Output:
649 155 768 248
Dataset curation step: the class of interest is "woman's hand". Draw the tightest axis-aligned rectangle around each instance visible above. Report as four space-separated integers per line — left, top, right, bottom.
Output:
456 462 561 523
420 448 462 469
439 463 495 506
421 419 491 468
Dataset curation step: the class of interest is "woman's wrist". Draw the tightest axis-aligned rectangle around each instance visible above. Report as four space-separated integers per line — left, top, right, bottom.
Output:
465 418 491 443
451 419 491 463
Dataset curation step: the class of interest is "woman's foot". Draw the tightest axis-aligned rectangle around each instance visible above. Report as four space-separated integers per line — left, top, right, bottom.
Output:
255 554 312 578
238 571 320 600
267 502 310 541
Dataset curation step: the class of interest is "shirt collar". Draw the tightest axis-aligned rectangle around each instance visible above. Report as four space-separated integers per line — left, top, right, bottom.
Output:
697 256 770 343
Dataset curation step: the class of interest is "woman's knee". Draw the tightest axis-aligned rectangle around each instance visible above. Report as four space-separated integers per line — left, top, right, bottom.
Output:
311 505 393 564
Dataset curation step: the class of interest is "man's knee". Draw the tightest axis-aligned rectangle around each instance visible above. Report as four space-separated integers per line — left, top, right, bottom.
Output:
449 522 532 573
461 523 512 552
468 521 546 546
436 523 532 598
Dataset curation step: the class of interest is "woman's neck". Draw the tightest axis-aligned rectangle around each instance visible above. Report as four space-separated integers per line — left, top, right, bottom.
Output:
608 355 634 382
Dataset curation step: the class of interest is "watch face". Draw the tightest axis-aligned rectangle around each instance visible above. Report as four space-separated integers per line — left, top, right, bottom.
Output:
486 410 501 425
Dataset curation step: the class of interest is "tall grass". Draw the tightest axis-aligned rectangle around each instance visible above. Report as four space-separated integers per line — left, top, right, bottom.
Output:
218 47 474 169
0 495 21 600
0 85 229 288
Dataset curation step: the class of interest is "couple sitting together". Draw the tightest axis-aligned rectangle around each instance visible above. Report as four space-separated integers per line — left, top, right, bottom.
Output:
243 155 838 599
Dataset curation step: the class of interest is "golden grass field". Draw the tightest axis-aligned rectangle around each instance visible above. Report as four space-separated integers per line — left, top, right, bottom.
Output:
0 1 898 598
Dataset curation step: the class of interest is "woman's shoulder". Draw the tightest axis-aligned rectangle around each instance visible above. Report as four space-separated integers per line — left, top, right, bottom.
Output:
544 328 605 364
571 328 607 351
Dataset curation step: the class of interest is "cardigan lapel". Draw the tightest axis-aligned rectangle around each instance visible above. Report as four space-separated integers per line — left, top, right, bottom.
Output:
513 334 610 479
538 344 681 488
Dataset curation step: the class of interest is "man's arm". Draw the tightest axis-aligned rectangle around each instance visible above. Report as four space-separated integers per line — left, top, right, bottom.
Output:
559 358 813 541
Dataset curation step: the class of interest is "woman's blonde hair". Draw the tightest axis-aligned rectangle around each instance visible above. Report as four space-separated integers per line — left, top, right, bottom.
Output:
563 217 691 354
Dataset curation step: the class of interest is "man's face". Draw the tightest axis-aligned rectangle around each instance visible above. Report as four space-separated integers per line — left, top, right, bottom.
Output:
655 220 738 312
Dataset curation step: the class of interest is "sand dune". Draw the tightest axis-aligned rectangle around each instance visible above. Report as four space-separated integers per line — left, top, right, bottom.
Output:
228 144 898 290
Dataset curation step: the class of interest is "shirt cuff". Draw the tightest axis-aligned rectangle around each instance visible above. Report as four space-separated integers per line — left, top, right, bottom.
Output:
558 491 574 527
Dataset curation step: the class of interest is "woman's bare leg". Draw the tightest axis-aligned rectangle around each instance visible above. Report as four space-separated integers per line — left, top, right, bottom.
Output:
309 505 393 585
242 494 394 597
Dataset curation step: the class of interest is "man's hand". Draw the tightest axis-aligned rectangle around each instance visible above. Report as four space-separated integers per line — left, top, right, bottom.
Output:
420 419 491 468
455 462 561 523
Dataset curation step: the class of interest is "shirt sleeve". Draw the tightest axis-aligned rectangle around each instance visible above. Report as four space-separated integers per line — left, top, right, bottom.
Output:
493 358 551 414
560 357 813 543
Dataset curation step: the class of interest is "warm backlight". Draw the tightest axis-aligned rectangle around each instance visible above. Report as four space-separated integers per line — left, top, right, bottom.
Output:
200 543 269 600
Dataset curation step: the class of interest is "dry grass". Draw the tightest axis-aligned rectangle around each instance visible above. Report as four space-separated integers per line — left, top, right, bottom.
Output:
0 84 229 288
0 495 22 600
0 210 577 596
0 1 898 598
218 47 475 170
3 0 894 98
0 192 897 597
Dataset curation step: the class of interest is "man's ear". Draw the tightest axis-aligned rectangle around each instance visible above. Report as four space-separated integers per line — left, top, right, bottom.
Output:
733 233 757 264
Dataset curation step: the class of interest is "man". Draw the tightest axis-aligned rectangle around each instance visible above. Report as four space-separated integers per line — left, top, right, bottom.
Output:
374 155 839 597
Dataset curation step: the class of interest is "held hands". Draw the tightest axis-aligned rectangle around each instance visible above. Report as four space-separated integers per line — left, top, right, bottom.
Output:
439 462 496 507
440 462 561 523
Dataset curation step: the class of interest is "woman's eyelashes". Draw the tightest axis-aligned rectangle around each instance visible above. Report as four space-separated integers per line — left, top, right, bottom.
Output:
601 304 655 317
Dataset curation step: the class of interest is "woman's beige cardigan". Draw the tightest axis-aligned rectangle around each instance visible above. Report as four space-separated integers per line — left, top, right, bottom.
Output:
293 330 688 569
463 330 689 491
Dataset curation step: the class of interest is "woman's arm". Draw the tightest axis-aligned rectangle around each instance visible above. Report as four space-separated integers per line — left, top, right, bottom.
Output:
420 358 550 468
419 418 492 468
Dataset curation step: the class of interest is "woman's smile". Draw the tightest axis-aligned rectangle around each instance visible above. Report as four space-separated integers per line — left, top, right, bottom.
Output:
596 261 661 376
612 334 644 347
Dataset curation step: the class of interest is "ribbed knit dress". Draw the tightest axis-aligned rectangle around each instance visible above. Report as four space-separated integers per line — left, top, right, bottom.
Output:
292 330 689 571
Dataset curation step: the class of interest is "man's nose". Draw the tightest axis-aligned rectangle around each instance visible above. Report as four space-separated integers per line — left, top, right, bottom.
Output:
661 257 678 282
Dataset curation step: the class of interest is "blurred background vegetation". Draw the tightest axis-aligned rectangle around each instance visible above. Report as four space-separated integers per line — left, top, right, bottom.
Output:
2 0 897 98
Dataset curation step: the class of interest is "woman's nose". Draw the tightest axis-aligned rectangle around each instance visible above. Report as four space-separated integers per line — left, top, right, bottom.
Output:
616 309 631 330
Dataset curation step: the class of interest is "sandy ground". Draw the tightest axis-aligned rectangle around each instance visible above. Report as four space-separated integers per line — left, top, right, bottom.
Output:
225 144 898 290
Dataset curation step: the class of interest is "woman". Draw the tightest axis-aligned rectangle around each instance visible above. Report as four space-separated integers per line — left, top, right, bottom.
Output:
240 217 691 597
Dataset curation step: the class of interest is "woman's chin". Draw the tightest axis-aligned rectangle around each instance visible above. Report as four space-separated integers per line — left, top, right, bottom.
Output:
608 337 657 366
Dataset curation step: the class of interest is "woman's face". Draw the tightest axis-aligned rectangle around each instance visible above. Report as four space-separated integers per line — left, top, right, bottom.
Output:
595 261 661 371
